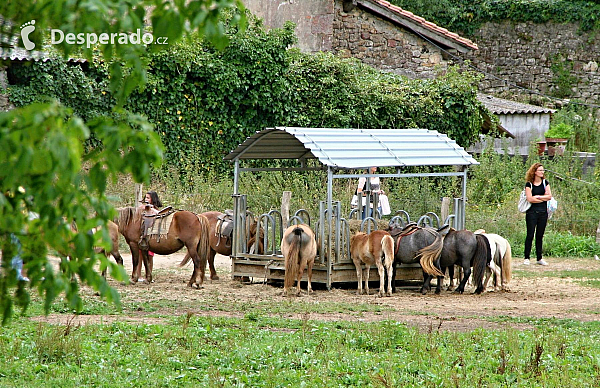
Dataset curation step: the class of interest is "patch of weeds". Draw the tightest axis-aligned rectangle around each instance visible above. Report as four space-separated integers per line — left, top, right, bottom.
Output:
578 279 600 289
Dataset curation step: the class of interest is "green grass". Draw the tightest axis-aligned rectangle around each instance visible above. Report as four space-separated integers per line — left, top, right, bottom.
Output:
1 315 600 387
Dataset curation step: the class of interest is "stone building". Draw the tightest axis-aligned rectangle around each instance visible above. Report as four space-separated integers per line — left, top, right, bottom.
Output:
471 93 555 156
244 0 600 105
243 0 585 152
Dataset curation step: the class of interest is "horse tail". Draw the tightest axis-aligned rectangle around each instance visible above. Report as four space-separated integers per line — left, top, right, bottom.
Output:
418 232 444 277
473 234 490 294
284 227 303 290
502 238 512 285
179 253 192 267
196 214 211 269
381 235 394 268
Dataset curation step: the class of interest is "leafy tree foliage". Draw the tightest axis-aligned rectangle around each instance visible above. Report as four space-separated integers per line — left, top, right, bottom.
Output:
0 0 246 322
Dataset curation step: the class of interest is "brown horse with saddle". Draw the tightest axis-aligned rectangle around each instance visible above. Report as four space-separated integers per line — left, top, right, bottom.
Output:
179 210 264 280
116 206 211 288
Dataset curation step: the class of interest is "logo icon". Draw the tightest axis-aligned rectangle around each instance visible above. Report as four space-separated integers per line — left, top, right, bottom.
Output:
20 20 36 50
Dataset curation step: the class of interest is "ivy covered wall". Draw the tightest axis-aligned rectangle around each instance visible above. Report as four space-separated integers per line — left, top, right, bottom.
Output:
5 18 486 179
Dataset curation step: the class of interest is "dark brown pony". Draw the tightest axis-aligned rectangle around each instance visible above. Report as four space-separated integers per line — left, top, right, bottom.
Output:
422 228 490 295
282 224 317 296
178 211 264 280
116 207 210 288
64 220 123 279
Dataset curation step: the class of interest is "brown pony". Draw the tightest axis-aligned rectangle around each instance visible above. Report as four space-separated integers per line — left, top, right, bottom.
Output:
178 211 264 280
67 219 123 277
281 224 317 296
95 220 124 277
116 207 210 288
350 230 395 297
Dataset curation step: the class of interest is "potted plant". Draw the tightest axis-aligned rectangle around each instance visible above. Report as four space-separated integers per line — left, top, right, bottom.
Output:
534 137 546 155
544 122 573 156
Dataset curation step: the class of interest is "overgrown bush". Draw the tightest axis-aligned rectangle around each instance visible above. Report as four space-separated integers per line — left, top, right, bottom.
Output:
550 104 600 153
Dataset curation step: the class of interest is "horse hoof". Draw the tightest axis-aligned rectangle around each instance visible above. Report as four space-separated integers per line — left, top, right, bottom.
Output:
211 275 220 281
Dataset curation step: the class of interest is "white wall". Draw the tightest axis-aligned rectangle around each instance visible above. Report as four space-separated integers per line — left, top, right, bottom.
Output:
470 113 551 155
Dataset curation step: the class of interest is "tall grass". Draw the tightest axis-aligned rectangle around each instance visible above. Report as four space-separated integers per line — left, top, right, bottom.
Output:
1 316 599 387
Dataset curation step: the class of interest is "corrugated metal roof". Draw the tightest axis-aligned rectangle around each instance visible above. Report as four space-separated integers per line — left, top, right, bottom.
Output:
478 93 555 115
225 127 479 168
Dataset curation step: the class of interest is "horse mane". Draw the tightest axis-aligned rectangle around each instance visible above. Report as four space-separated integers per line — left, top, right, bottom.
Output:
116 207 142 231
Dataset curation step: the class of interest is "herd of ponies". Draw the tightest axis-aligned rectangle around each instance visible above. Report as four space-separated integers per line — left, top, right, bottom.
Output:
94 207 512 297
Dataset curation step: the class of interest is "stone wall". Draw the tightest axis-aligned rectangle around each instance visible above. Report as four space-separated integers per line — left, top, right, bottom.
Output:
464 21 600 104
240 0 335 53
332 1 448 79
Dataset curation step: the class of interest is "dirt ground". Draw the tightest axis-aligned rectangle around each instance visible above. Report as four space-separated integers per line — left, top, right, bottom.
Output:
33 253 600 332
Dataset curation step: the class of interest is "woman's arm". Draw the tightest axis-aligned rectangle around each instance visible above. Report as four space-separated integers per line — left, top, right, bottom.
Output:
526 184 551 203
538 184 552 201
356 177 366 194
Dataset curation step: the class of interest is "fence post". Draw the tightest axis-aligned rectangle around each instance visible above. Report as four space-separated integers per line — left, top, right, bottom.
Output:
281 191 292 227
441 197 450 225
135 184 143 206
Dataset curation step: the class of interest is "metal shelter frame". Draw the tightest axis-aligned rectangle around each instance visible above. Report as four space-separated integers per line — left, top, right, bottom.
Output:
225 127 479 289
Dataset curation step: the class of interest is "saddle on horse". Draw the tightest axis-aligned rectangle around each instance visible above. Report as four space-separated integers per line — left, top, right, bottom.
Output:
139 206 175 250
389 222 421 254
215 209 234 248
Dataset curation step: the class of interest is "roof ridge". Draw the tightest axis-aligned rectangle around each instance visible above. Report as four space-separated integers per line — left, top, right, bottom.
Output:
359 0 478 51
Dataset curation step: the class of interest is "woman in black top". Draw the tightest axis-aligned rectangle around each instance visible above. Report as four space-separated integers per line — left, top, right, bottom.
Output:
523 163 552 266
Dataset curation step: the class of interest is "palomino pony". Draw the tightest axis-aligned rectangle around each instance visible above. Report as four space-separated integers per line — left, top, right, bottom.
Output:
116 207 210 287
281 224 317 296
474 230 512 292
350 230 394 297
422 228 490 295
386 222 446 294
179 211 264 280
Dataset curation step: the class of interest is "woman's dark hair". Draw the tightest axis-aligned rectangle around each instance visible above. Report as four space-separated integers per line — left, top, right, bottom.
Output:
147 191 163 208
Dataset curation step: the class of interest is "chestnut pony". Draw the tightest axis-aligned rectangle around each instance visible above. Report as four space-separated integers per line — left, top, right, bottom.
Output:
95 220 123 277
281 224 317 296
116 207 210 288
178 211 264 280
350 230 395 297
